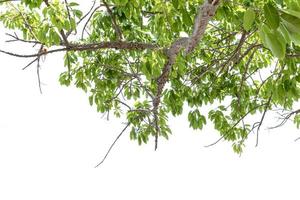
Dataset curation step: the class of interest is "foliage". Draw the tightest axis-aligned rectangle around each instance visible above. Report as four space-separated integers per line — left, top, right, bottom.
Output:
0 0 300 154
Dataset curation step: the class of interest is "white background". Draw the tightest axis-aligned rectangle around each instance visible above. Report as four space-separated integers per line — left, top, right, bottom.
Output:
1 2 300 199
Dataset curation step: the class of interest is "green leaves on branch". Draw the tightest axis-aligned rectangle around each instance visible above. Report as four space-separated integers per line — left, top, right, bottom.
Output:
21 0 43 9
259 24 286 59
1 0 300 153
258 2 300 59
188 109 206 130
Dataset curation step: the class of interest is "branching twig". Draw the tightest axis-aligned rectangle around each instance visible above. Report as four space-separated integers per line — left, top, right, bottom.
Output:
81 6 100 39
269 109 300 129
5 33 41 44
77 0 97 25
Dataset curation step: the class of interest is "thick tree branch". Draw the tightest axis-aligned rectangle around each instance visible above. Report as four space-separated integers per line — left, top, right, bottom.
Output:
0 41 160 58
185 0 220 54
152 0 221 150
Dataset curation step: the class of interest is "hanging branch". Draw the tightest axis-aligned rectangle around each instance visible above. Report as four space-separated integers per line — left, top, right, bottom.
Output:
255 95 272 147
95 123 131 167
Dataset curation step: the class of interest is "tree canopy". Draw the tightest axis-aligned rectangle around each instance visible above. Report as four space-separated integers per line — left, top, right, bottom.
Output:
1 0 300 156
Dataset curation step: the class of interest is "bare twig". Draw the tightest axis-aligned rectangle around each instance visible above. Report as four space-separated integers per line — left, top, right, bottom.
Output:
22 58 38 70
76 0 97 25
269 109 300 129
5 33 41 44
95 123 130 167
255 95 272 147
81 6 100 39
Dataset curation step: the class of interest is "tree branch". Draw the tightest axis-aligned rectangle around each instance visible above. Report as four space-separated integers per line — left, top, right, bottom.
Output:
0 41 160 58
151 0 221 150
185 0 220 54
95 123 131 167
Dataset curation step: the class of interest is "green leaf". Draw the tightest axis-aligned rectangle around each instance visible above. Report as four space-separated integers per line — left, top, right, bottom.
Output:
182 9 192 26
265 32 286 59
69 2 79 7
258 24 271 47
243 8 255 31
281 13 300 33
89 95 94 106
264 3 280 30
172 0 179 9
278 23 291 43
289 31 300 45
285 1 300 12
281 9 300 19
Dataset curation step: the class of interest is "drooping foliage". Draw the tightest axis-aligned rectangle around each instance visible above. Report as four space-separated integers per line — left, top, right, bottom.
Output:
0 0 300 153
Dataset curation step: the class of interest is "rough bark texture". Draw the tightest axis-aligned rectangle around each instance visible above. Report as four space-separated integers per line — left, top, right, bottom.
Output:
185 0 220 54
152 0 221 149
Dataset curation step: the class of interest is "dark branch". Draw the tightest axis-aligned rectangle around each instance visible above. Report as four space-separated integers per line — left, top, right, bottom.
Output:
255 95 272 147
95 123 130 167
0 41 160 58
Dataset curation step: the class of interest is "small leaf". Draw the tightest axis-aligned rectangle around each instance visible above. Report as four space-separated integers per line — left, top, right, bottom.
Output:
182 9 192 26
89 95 93 106
243 8 256 31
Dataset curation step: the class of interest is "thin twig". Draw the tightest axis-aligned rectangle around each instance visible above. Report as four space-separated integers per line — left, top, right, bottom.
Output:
95 123 130 167
22 58 38 70
81 6 100 39
255 95 272 147
76 0 97 25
